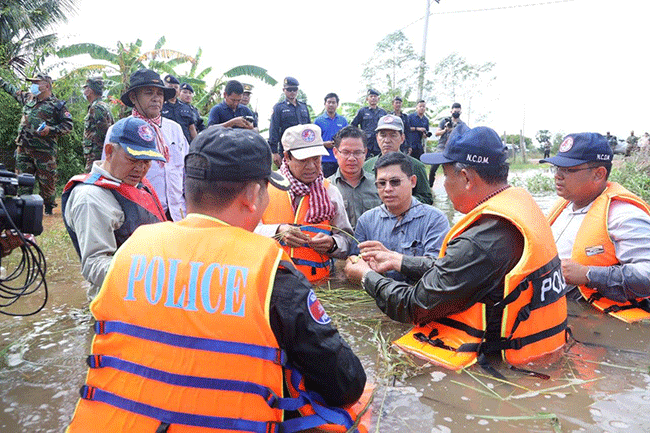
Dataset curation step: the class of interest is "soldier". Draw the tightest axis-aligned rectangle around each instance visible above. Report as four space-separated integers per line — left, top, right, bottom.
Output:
0 73 73 215
178 82 205 141
241 83 259 129
162 74 197 144
82 77 114 172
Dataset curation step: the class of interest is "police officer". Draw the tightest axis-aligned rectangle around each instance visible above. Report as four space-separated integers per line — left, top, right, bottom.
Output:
351 89 387 158
0 72 73 214
241 83 259 129
162 74 197 144
178 82 205 141
268 76 311 167
82 77 114 172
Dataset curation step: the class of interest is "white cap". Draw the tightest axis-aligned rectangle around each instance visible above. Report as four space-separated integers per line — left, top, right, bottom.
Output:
281 124 329 160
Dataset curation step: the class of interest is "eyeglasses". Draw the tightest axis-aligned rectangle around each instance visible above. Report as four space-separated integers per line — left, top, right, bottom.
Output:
375 178 404 189
338 150 366 159
550 166 595 175
284 87 298 92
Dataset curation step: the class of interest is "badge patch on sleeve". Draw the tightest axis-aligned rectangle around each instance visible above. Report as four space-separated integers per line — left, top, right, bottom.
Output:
307 290 331 325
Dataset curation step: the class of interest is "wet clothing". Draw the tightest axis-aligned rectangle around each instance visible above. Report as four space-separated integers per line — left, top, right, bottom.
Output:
207 101 255 128
61 162 165 299
83 98 114 172
363 212 524 342
407 113 429 159
354 197 450 282
351 106 387 156
269 99 311 154
0 77 73 206
327 169 381 229
65 213 365 433
162 99 196 144
105 116 188 221
363 154 433 205
549 182 650 302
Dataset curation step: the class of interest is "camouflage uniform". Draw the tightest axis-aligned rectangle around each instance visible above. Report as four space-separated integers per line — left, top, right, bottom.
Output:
83 98 114 172
0 77 73 211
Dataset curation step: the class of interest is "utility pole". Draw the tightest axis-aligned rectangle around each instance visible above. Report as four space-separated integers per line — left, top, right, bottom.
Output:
417 0 432 101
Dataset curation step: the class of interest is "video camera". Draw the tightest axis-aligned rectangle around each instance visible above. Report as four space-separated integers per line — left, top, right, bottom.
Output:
0 164 43 235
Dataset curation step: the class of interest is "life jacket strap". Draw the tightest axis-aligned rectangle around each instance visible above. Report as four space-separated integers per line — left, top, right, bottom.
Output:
94 320 286 366
602 298 650 314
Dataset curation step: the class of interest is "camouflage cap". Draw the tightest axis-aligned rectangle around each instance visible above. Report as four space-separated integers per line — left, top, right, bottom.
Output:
27 73 52 85
83 77 104 95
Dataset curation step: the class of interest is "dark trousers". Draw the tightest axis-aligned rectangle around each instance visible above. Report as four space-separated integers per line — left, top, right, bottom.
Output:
428 164 440 187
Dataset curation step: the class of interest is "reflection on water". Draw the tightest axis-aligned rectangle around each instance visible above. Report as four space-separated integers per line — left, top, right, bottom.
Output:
1 172 649 432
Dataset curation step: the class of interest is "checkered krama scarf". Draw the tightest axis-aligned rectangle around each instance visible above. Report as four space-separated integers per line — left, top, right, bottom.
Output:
280 160 335 224
132 108 170 165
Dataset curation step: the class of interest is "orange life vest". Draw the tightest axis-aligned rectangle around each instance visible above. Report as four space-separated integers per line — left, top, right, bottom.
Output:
394 187 568 370
66 214 366 433
262 181 333 283
547 181 650 323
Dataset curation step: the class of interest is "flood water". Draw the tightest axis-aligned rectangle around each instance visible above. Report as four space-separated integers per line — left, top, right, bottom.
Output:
1 170 649 433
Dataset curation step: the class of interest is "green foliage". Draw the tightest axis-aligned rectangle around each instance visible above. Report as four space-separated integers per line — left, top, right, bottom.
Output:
510 172 555 194
52 76 86 189
610 154 650 202
0 89 21 171
503 134 532 148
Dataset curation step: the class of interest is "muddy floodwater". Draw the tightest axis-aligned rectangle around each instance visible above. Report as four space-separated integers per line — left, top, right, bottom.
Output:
1 173 649 432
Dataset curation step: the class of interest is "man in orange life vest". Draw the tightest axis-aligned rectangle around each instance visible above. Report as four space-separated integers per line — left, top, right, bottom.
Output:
65 127 366 433
62 117 167 300
345 126 568 369
257 124 354 284
540 133 650 318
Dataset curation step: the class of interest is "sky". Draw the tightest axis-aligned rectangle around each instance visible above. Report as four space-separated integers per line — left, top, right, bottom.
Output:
55 0 648 143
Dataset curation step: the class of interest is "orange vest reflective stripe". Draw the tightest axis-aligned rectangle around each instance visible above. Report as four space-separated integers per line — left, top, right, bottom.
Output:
262 181 333 283
66 215 368 433
394 187 568 370
547 182 650 322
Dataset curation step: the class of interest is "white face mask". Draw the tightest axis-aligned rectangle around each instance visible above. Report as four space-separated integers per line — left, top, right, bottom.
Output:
30 83 41 96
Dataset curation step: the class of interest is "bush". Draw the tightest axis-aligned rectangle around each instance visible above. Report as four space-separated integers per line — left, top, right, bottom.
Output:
610 153 650 202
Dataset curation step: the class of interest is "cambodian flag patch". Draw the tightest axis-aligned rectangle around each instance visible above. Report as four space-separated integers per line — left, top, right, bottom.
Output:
307 290 331 325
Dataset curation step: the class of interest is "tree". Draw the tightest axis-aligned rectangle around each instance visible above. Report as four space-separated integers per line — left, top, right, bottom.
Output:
536 129 552 152
431 53 495 124
361 31 424 110
0 0 77 76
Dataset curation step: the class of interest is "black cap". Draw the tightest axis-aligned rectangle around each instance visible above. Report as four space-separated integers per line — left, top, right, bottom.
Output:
185 127 289 190
164 74 180 85
180 82 194 93
367 88 380 96
121 69 176 107
283 76 299 87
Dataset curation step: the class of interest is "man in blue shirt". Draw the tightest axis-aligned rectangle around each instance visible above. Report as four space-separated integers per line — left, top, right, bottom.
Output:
354 151 449 282
315 92 348 177
207 80 255 129
269 76 311 167
407 100 429 161
351 89 387 158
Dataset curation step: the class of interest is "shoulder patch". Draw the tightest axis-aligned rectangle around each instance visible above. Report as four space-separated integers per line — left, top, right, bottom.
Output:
307 290 331 325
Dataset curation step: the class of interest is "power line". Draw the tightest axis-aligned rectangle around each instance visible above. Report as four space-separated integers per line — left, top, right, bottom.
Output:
398 0 575 32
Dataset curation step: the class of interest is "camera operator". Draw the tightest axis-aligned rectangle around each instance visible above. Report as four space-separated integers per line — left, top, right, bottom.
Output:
430 102 465 186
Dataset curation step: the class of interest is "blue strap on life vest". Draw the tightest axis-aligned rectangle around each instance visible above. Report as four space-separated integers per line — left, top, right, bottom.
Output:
83 172 102 185
291 257 333 269
86 354 310 412
95 320 286 366
300 226 330 235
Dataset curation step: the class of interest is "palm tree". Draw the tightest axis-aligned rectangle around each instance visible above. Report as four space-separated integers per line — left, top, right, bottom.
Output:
0 0 77 76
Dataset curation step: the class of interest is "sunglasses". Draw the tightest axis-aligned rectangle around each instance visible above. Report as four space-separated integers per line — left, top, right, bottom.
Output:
375 178 404 189
285 87 299 92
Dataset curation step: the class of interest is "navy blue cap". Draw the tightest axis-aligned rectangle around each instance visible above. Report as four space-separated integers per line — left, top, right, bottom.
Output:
539 133 612 167
164 74 180 85
421 125 506 166
283 76 299 87
108 117 166 162
180 82 194 93
367 88 380 96
186 127 289 191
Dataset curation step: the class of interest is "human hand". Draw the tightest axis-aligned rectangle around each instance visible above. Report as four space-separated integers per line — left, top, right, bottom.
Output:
272 153 283 168
310 233 335 254
361 249 403 273
277 224 310 248
228 117 253 129
561 259 589 286
344 255 371 282
0 230 24 257
358 240 389 254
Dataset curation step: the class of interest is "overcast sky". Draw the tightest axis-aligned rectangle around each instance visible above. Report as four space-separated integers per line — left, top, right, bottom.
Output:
57 0 648 142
